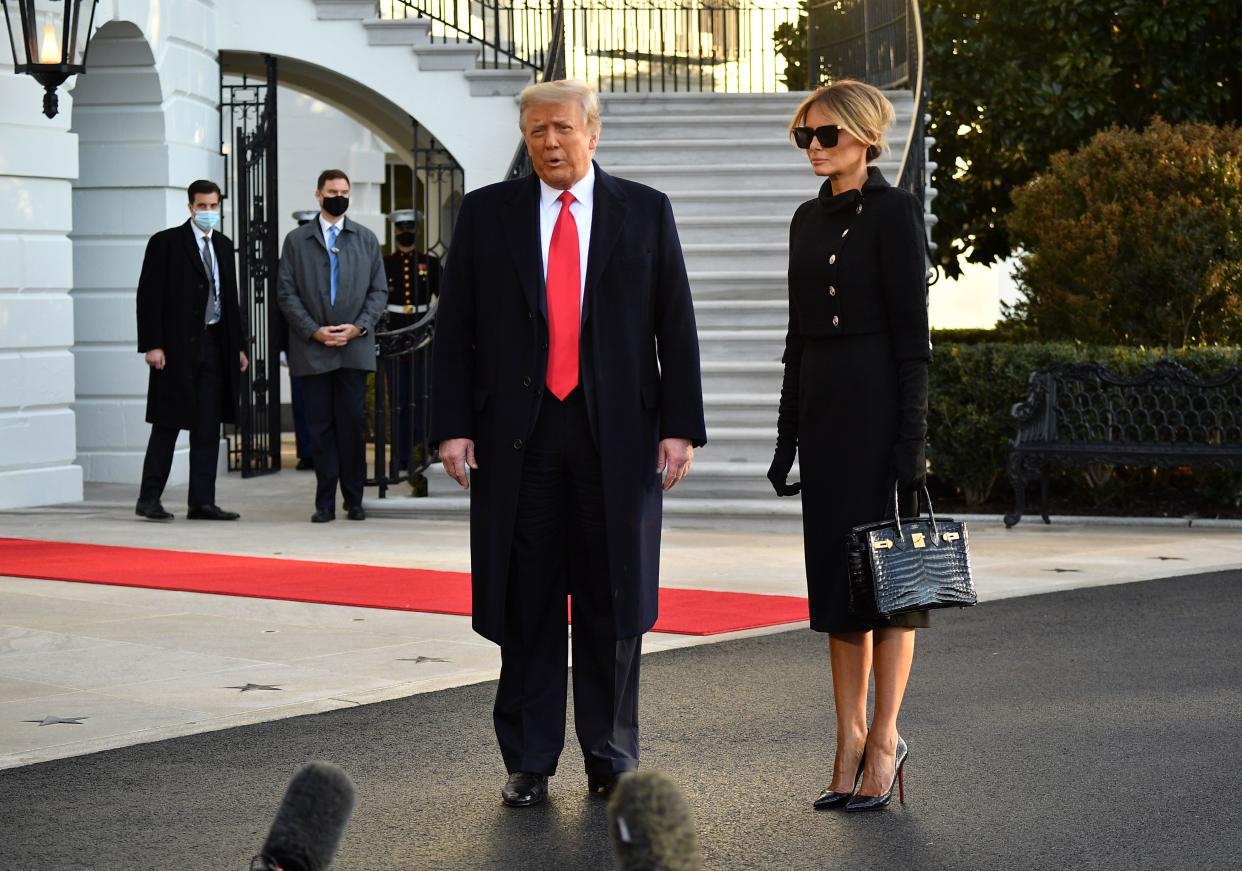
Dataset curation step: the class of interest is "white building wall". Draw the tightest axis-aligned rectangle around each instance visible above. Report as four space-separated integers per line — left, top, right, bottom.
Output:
0 42 85 509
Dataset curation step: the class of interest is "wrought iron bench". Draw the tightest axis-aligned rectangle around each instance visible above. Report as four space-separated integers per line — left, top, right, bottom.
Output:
1004 360 1242 527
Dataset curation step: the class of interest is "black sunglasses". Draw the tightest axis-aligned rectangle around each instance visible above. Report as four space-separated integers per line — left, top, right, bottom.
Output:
792 125 841 149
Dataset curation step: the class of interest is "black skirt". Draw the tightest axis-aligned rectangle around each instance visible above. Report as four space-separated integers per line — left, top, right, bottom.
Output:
798 332 930 633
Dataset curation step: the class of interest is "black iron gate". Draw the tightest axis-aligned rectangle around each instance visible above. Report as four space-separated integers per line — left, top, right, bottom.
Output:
371 117 464 497
220 55 282 476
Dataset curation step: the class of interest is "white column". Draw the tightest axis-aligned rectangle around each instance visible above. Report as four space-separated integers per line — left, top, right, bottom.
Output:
0 48 85 508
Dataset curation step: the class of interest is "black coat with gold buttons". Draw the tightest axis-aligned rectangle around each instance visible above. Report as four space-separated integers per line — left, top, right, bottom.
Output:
776 166 932 633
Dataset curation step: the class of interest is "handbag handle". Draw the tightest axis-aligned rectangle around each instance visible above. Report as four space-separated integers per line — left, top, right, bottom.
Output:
891 483 939 543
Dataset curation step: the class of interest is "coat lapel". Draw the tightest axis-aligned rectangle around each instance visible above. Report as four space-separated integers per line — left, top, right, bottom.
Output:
500 174 543 320
582 163 627 329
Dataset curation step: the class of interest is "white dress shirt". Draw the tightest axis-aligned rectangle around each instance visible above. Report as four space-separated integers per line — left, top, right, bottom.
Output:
538 163 594 305
193 222 221 325
319 213 345 250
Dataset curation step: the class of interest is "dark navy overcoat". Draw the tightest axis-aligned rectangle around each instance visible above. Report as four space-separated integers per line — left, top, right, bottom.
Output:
430 163 706 644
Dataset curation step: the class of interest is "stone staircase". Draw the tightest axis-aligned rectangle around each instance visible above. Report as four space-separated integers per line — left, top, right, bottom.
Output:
313 0 534 96
365 89 922 529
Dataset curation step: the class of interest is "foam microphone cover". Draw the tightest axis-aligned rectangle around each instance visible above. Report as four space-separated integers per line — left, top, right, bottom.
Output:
608 770 703 871
259 761 356 871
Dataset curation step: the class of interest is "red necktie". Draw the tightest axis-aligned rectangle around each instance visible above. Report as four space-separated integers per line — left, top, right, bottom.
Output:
546 190 581 400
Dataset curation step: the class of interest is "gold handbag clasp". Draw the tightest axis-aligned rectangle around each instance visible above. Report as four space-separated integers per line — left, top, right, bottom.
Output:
872 538 894 550
911 532 926 549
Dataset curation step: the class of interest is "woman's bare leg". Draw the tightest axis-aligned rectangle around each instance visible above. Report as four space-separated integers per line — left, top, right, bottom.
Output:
827 631 872 791
858 626 915 796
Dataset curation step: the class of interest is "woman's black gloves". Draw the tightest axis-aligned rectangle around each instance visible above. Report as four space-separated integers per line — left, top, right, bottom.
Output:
767 443 801 497
890 439 926 491
890 358 930 491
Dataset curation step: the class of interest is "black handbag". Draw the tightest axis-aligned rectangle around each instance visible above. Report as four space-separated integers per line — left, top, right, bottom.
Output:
847 486 977 618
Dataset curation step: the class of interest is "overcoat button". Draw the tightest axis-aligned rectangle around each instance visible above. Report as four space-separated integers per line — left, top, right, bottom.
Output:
832 315 840 326
527 311 533 320
828 286 837 296
513 439 523 450
829 254 837 265
522 375 532 387
841 229 849 237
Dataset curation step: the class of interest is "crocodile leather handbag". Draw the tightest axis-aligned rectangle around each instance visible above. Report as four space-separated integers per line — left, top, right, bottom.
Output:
847 486 977 618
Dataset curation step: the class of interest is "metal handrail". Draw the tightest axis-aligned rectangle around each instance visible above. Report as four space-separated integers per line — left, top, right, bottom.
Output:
893 0 922 195
384 0 801 93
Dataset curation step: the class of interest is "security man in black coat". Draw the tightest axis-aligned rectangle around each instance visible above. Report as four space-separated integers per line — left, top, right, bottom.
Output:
135 179 248 521
382 209 440 488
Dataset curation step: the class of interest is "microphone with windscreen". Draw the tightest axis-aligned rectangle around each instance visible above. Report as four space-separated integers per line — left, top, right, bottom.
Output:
608 770 704 871
249 761 356 871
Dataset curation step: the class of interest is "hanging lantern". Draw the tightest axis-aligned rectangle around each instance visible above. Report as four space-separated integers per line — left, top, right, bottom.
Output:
2 0 100 118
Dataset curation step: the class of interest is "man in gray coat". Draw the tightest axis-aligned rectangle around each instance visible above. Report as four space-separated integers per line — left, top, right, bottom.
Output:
277 169 388 522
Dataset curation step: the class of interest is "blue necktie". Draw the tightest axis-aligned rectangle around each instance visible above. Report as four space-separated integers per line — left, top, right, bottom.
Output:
328 224 340 305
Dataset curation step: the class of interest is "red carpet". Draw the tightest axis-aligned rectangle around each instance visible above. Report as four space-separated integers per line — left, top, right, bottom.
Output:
0 538 807 636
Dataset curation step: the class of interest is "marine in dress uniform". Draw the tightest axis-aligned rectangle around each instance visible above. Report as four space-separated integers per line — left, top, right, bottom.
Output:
382 209 441 494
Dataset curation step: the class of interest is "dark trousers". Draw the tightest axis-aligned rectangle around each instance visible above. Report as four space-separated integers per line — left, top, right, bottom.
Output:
382 355 427 469
300 368 367 513
138 325 224 508
289 374 315 461
493 388 642 778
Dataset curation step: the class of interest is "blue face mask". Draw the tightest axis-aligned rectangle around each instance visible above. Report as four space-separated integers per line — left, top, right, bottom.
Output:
193 210 221 231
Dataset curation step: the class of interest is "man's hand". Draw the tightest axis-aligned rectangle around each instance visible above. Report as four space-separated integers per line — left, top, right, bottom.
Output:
439 438 478 489
239 351 249 373
144 349 166 370
657 438 694 491
312 326 349 347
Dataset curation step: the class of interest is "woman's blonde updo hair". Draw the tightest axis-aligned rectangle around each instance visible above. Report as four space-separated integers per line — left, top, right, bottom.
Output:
789 80 896 162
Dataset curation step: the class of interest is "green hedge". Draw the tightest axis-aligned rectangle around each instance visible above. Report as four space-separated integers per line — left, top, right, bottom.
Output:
928 342 1242 506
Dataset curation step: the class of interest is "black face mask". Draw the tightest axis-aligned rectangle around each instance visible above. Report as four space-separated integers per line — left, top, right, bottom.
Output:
322 195 349 217
395 231 418 247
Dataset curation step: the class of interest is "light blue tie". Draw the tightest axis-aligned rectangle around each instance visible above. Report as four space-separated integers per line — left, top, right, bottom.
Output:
328 224 340 305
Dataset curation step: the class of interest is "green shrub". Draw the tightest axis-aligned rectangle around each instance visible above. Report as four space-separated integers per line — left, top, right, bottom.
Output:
1005 118 1242 346
928 342 1242 506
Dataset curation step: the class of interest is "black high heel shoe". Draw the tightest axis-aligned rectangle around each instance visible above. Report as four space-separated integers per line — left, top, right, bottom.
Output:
813 750 866 810
845 736 908 812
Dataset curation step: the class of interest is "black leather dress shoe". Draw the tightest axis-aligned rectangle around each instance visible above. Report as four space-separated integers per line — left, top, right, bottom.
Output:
587 773 620 798
310 509 335 523
346 505 366 521
135 501 173 521
501 773 548 808
187 505 240 521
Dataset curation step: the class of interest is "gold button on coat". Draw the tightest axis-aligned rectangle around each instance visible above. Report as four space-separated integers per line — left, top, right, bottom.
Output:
832 315 840 326
829 254 837 264
828 286 837 297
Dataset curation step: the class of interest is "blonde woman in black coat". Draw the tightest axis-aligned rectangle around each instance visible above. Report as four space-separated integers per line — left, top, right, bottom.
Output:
767 81 931 812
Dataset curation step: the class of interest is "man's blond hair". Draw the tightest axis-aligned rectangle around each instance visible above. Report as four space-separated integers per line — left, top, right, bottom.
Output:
519 80 602 132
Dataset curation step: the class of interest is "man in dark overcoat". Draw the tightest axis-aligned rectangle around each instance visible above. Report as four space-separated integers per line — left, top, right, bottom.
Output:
431 80 706 807
135 179 247 521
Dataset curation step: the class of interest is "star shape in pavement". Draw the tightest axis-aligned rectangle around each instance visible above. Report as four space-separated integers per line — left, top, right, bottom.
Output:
23 716 87 726
397 656 450 664
225 683 284 693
